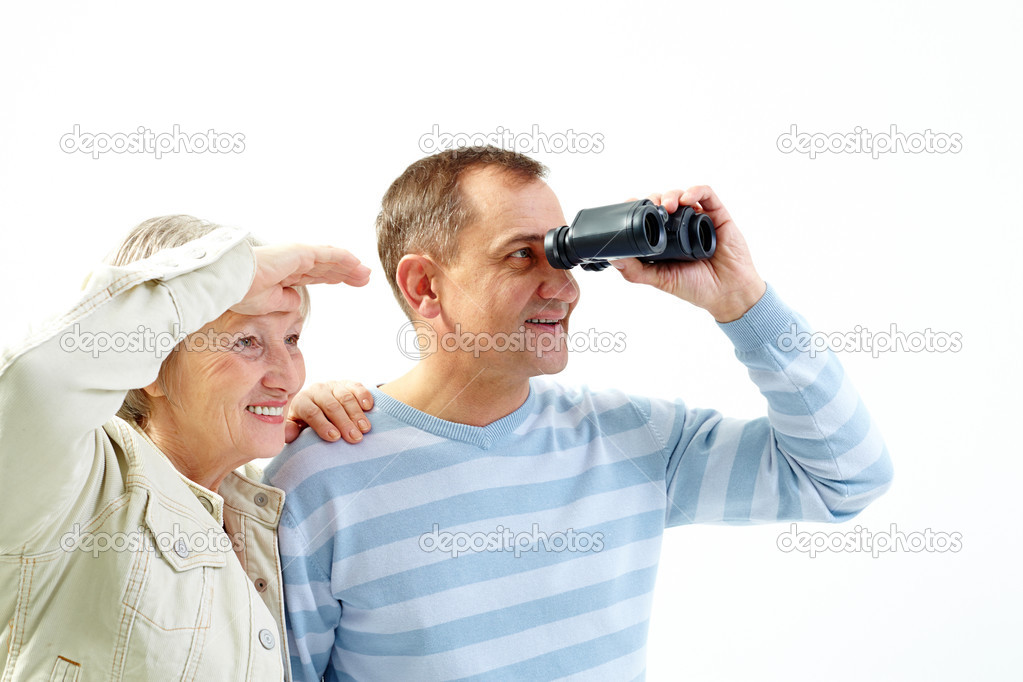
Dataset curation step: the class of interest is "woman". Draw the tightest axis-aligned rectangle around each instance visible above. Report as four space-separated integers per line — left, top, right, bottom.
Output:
0 215 371 681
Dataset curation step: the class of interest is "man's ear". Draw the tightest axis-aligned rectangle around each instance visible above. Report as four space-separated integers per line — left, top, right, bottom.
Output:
396 254 443 319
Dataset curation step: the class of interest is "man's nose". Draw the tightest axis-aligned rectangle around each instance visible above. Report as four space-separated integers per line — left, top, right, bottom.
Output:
538 261 579 303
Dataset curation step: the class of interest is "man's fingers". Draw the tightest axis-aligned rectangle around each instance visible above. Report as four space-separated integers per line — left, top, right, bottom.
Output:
681 186 730 223
643 189 708 216
657 190 682 214
611 258 658 286
681 185 718 208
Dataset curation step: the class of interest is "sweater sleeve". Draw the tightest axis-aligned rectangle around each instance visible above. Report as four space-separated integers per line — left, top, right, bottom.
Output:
639 284 893 526
0 228 255 551
277 504 343 682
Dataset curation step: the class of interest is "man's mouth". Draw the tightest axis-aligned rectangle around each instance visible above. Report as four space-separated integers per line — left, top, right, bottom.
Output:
524 316 566 332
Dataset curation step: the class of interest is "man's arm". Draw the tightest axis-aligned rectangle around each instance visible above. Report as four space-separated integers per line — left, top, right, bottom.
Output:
640 284 892 525
276 493 343 680
613 185 890 523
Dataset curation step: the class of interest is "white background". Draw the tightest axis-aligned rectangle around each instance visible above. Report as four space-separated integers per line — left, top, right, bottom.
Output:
1 1 1020 680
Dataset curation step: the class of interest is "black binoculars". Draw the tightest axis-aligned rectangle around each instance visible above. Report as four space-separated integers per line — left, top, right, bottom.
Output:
544 199 716 271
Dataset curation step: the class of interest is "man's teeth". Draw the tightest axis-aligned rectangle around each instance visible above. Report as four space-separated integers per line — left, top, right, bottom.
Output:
527 319 559 324
247 405 284 416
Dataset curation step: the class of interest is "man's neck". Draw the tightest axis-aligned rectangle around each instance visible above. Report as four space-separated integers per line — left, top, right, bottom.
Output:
379 360 531 427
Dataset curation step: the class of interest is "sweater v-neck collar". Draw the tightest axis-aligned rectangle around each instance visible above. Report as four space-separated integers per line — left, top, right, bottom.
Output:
369 382 536 450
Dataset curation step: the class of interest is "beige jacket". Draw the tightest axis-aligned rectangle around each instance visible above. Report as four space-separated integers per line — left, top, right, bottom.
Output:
0 228 291 681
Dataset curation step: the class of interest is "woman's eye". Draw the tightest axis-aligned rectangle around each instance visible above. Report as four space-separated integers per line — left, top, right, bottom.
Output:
234 336 258 350
285 334 300 346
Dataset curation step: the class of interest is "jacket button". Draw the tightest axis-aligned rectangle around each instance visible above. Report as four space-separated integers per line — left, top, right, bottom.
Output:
254 492 268 507
258 628 275 650
254 578 267 592
174 539 189 558
199 496 214 514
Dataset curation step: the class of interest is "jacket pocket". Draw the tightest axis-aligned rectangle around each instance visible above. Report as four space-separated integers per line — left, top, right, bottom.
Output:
49 656 81 682
113 494 232 681
125 493 227 631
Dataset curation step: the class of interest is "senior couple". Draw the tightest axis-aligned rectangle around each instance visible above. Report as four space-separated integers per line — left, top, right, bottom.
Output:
0 146 892 681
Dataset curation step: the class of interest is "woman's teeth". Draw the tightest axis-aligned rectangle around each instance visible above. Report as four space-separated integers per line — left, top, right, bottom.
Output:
247 405 284 416
527 318 558 324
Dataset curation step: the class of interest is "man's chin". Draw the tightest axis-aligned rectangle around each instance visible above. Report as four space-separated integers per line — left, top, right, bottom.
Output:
529 352 569 377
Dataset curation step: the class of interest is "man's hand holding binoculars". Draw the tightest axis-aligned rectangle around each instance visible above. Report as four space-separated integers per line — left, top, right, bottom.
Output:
614 186 765 322
543 185 766 323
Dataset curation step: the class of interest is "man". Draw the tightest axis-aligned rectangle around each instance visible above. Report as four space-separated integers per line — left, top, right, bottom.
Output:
265 146 893 681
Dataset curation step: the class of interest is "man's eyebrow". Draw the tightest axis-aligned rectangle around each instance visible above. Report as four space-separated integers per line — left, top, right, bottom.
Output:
493 232 547 251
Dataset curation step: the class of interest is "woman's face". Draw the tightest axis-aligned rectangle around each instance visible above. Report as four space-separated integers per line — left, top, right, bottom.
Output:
150 308 306 471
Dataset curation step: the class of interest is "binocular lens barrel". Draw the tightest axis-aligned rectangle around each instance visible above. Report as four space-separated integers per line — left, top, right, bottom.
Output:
659 206 717 262
544 199 716 271
544 200 667 271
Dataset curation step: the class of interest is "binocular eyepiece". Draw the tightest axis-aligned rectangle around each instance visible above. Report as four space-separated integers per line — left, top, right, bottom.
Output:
544 199 716 271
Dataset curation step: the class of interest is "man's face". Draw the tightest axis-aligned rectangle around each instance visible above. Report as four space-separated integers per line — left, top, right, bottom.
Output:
435 167 580 379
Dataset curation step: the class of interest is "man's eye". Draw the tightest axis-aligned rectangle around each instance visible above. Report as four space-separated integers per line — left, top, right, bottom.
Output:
510 248 530 259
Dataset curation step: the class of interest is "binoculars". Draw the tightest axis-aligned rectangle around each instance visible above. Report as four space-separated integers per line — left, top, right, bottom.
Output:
544 199 716 271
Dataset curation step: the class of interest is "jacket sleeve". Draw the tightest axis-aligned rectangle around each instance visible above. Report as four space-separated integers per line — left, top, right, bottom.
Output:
0 227 255 551
640 284 893 526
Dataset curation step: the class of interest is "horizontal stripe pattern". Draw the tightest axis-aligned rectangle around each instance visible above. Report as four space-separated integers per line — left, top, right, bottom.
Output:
266 287 892 681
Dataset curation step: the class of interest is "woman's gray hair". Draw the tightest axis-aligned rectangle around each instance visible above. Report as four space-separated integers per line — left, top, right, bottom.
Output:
110 214 309 430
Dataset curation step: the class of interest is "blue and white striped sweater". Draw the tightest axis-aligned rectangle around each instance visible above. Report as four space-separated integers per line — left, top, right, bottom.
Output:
265 286 892 681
